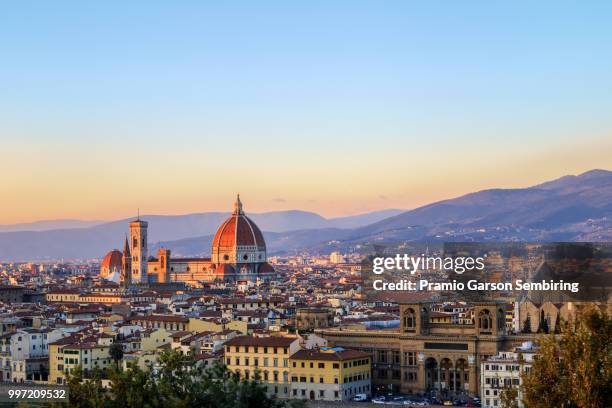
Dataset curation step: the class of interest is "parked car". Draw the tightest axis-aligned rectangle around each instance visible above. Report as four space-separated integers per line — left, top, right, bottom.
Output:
353 394 368 402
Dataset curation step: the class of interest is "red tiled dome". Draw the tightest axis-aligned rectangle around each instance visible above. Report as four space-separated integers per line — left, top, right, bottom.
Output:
101 250 122 269
212 196 266 250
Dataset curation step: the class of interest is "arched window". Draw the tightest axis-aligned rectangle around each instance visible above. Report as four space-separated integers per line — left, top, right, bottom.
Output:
403 308 416 331
479 309 492 331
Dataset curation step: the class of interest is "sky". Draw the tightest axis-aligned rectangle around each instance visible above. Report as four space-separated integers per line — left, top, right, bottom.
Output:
1 1 611 223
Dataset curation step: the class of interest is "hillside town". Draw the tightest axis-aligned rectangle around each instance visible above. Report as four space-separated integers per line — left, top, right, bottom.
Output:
0 198 609 407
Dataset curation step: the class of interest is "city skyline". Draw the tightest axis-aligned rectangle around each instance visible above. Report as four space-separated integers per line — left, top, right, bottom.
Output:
2 2 612 223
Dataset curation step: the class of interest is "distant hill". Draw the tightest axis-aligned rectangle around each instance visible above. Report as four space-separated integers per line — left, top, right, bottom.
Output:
0 209 402 261
0 219 104 232
0 170 609 261
152 169 612 256
350 169 611 239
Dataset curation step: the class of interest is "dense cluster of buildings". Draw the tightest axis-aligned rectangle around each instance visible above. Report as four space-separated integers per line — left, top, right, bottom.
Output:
0 198 609 406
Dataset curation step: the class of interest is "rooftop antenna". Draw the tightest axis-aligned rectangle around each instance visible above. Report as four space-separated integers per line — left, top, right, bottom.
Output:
137 208 140 221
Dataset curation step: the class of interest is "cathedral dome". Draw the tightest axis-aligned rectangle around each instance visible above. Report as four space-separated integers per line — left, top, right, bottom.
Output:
100 249 122 279
212 195 266 250
102 250 122 269
211 195 267 265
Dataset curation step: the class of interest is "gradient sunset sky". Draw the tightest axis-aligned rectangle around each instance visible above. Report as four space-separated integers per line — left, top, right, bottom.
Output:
1 1 611 223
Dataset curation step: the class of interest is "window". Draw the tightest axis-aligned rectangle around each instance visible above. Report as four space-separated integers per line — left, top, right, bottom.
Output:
318 363 324 369
403 308 416 330
377 350 387 363
405 352 417 366
393 351 400 364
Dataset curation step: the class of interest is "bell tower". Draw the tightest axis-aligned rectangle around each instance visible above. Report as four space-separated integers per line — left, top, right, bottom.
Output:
129 216 148 284
157 248 171 283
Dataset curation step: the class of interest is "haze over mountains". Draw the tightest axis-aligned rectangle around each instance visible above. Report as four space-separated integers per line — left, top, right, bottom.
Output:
1 170 610 261
0 209 403 261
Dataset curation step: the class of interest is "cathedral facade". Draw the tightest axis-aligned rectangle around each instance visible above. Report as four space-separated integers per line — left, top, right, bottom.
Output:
101 195 275 287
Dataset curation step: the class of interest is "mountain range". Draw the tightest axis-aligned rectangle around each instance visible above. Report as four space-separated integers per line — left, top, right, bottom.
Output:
0 169 610 261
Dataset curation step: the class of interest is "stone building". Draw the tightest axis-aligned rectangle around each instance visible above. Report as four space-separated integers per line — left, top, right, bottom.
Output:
318 300 535 398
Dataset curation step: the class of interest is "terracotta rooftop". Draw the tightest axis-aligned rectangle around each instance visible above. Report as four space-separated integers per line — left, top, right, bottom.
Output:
224 335 297 348
290 348 370 361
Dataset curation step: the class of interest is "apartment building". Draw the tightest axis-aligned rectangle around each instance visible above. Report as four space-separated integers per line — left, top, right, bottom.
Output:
480 343 536 408
289 347 371 401
224 336 300 398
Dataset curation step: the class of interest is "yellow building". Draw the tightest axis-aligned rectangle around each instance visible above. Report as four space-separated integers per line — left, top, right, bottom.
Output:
289 348 371 401
140 328 173 352
49 337 112 385
224 336 300 398
188 317 248 334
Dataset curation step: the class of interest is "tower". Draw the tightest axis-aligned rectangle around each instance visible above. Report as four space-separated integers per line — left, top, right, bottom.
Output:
156 248 171 283
121 236 132 287
129 217 148 284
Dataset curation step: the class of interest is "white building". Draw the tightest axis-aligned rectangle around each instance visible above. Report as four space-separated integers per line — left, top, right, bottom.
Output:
8 328 66 382
480 342 536 408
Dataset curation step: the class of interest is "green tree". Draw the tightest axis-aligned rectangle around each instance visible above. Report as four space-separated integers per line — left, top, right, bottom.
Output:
522 305 611 408
66 366 108 408
109 343 124 369
499 387 519 408
522 313 531 333
553 315 561 334
63 348 306 408
537 309 549 334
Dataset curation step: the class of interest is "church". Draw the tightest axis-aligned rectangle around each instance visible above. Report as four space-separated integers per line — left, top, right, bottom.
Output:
100 195 275 287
